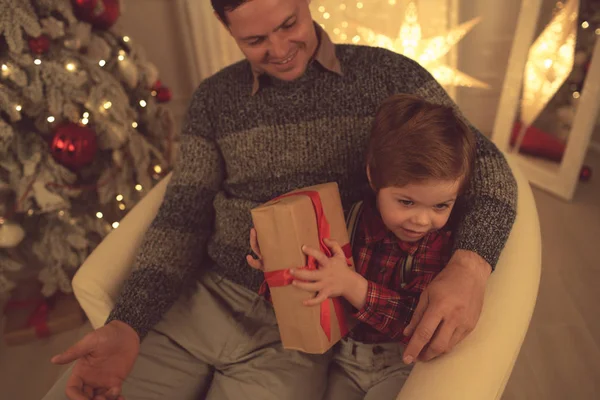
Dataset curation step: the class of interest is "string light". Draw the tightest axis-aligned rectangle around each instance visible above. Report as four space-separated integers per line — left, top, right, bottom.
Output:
15 105 22 111
112 222 120 229
139 100 147 107
65 62 76 71
81 118 89 125
1 64 8 77
118 50 126 62
318 6 325 12
123 36 130 43
34 59 42 65
27 209 34 216
58 210 65 217
135 184 143 191
323 12 330 19
151 90 157 96
582 21 589 29
96 212 103 218
132 121 138 128
596 28 600 35
352 35 360 43
1 64 7 71
103 101 112 110
99 60 106 67
118 203 126 210
47 116 55 123
573 91 581 99
118 55 125 61
116 194 124 201
153 165 162 174
356 2 363 9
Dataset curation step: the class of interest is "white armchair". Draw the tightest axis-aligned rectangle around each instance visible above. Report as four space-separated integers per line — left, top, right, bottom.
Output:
72 154 541 400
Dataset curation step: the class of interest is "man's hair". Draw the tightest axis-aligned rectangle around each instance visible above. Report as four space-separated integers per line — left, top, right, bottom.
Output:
366 94 476 194
211 0 249 25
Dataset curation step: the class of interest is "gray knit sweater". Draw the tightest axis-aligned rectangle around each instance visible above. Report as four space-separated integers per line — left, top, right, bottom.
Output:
107 45 517 339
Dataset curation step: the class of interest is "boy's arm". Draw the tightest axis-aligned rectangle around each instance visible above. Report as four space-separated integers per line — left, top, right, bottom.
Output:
105 85 224 339
349 278 417 340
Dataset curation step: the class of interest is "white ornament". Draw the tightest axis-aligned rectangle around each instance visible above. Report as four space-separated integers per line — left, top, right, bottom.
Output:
0 219 26 248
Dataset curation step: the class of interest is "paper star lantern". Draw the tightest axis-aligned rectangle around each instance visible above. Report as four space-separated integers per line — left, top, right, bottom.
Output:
513 0 578 152
312 1 489 88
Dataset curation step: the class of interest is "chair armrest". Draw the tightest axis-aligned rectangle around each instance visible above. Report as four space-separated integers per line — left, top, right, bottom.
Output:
72 173 173 328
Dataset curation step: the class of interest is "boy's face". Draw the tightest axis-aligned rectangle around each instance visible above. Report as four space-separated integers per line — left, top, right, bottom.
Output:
224 0 318 82
376 180 460 242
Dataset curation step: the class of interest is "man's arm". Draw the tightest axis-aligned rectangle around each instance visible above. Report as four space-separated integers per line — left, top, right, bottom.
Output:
106 85 224 339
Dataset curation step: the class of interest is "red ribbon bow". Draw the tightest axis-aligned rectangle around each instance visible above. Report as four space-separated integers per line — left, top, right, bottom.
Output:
263 190 350 342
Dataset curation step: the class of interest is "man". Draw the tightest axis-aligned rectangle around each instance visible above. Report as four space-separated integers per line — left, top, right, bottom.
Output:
44 0 517 399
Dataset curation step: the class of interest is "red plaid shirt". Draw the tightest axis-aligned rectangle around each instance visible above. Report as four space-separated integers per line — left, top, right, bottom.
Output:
349 198 453 344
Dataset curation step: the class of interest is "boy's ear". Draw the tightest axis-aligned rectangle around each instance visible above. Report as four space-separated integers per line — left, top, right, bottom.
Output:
366 165 376 191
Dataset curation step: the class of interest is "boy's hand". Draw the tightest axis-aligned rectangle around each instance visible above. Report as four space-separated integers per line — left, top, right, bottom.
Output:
292 238 367 308
246 228 264 271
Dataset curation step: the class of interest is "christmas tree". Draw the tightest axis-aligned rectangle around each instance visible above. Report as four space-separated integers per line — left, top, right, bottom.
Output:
0 0 175 298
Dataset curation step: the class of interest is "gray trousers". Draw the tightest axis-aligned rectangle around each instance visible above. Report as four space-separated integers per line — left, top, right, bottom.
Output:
324 337 413 400
43 271 331 399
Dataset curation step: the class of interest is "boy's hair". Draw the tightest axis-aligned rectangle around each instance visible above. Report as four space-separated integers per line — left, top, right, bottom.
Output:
366 94 476 194
211 0 249 25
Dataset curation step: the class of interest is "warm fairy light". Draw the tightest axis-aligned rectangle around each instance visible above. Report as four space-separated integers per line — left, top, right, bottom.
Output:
1 64 7 71
112 222 120 229
323 12 330 19
99 60 106 67
352 35 360 43
83 112 90 118
116 194 124 201
139 100 147 107
318 6 325 12
96 212 103 218
118 55 125 61
66 62 76 71
118 203 126 210
103 101 112 110
132 121 138 128
123 36 130 42
153 165 162 173
81 118 89 125
34 59 42 65
581 21 589 29
15 105 22 111
356 2 363 9
573 91 580 99
135 184 143 191
47 116 55 123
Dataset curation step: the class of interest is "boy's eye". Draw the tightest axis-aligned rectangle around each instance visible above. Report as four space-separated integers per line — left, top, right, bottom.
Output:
398 200 413 206
282 21 296 30
434 204 449 210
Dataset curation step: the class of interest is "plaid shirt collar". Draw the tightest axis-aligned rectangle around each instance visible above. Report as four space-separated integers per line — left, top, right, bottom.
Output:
251 22 343 95
361 196 436 256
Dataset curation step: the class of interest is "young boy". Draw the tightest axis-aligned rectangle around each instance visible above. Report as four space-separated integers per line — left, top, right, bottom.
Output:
247 93 476 399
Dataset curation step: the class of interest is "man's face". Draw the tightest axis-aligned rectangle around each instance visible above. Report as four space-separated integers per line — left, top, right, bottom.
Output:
376 180 460 242
224 0 318 82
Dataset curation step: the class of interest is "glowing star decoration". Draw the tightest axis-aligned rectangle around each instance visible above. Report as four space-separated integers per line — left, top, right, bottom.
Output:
314 1 489 88
513 0 579 152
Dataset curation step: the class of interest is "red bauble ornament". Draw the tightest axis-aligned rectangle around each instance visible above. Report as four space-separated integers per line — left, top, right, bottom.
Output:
156 86 172 103
151 80 163 91
28 35 51 54
72 0 120 30
580 166 592 182
50 124 98 170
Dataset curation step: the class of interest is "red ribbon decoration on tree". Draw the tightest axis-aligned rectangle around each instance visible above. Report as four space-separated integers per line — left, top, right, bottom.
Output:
4 297 52 338
263 190 350 342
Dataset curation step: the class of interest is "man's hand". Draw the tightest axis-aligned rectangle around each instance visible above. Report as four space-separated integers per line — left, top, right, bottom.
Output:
246 228 264 271
51 320 140 400
291 238 367 308
402 250 491 364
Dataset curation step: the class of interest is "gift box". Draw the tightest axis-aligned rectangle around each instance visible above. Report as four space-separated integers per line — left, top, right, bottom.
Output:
251 182 357 354
3 280 85 346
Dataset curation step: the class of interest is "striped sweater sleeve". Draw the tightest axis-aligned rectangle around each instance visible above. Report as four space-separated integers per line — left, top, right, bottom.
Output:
393 56 518 268
106 85 224 338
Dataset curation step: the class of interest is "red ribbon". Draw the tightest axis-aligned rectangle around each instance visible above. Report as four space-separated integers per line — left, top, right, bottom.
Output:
264 190 350 342
4 296 52 338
